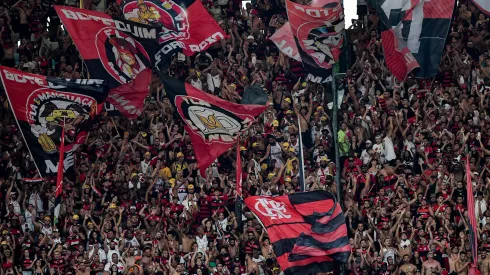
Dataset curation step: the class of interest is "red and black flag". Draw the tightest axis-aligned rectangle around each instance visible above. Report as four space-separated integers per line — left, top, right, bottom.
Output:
56 6 181 118
285 0 345 83
244 191 350 275
117 0 227 55
0 66 108 178
372 0 454 80
157 72 266 176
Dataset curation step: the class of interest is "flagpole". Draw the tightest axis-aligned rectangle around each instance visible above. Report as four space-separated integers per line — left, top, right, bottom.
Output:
296 111 306 192
332 73 345 203
54 118 66 225
235 141 243 230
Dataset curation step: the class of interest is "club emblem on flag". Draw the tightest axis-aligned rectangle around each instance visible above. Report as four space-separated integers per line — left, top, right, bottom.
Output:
254 198 291 220
95 28 151 84
174 95 254 144
26 89 96 154
121 0 190 42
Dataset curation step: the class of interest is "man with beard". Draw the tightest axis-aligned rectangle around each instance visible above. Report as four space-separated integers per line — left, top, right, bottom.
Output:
317 156 333 184
479 250 490 275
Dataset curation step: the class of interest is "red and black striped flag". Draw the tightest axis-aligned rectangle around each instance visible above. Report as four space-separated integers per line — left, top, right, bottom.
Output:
244 191 350 275
372 0 454 80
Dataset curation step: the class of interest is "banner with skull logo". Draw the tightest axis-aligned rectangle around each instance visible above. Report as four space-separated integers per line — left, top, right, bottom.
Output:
157 72 266 176
0 67 108 177
56 6 181 118
285 0 345 83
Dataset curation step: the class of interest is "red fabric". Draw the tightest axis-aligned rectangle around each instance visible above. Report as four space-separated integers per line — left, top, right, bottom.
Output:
380 29 420 81
117 0 227 55
159 74 266 175
244 191 350 273
285 0 343 71
55 6 152 119
270 22 301 61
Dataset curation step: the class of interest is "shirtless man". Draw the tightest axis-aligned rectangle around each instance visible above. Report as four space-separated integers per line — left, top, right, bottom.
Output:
245 253 259 275
293 95 313 147
448 246 460 273
479 251 490 275
455 252 471 275
422 251 442 275
399 254 417 275
12 0 32 39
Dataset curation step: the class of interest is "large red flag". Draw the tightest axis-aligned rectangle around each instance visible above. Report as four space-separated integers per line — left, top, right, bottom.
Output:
374 0 454 80
117 0 227 55
0 66 108 177
55 6 173 118
466 156 478 265
244 191 350 275
157 72 266 175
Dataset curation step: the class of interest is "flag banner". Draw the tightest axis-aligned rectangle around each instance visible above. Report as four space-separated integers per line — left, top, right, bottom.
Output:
55 6 181 118
271 0 340 62
270 23 301 62
157 72 267 176
471 0 490 16
244 191 350 275
240 84 268 106
236 141 242 197
54 125 65 225
374 0 454 80
285 0 345 83
0 67 108 177
21 178 45 183
117 0 227 55
466 156 478 265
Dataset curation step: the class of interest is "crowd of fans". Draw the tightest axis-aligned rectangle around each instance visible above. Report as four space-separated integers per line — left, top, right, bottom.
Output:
0 0 489 274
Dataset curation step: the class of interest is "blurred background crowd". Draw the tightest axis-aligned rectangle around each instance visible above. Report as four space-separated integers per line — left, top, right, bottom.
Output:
0 0 490 275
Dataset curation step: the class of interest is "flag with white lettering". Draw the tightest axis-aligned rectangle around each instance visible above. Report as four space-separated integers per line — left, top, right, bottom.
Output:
285 0 345 83
0 66 108 177
373 0 454 80
117 0 227 55
472 0 490 16
270 23 301 62
56 6 181 118
244 191 350 275
157 72 266 176
271 0 340 62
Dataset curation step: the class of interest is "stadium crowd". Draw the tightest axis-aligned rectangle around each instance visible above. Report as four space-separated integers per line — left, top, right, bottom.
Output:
0 0 489 274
